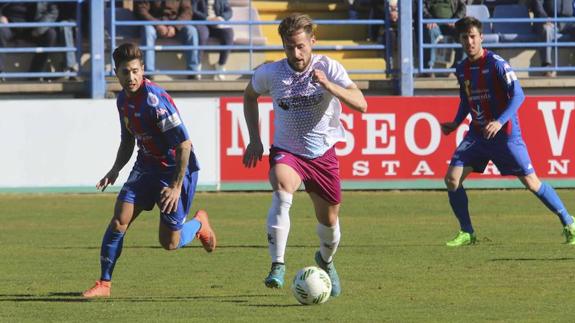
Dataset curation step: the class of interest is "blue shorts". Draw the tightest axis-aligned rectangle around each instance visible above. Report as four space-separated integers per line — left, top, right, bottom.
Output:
449 133 535 176
117 168 199 231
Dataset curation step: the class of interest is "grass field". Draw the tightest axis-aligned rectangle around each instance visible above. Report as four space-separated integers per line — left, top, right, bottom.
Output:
1 190 574 322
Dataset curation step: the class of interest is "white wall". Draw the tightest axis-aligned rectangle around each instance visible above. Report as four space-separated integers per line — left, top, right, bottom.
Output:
0 98 219 189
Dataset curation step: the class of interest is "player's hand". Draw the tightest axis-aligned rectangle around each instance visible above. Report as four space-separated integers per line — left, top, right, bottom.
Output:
166 26 177 38
483 120 502 140
160 186 181 214
156 25 169 37
96 170 119 192
311 69 331 90
243 141 264 168
440 121 458 135
0 16 8 24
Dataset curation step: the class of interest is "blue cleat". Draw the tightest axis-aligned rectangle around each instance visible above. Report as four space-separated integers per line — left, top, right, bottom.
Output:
315 251 341 297
264 263 285 288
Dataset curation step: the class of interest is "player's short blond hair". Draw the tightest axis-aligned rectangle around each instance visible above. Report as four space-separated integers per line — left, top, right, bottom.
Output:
278 13 316 41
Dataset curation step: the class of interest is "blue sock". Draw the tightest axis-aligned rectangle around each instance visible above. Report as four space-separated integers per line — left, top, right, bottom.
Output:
100 227 125 281
448 187 474 233
534 182 573 226
177 219 201 248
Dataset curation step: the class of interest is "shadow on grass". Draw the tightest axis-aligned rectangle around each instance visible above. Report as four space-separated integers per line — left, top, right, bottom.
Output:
490 257 575 262
0 292 281 303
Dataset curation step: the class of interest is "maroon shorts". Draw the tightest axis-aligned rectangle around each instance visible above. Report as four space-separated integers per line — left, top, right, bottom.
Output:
269 146 341 204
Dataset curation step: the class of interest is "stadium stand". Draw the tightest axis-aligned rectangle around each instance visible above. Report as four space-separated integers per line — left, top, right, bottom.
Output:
1 0 575 97
492 4 539 42
465 4 498 43
253 0 387 80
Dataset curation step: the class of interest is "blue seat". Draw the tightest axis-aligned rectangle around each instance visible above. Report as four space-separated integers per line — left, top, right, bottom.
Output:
492 4 539 42
466 5 499 43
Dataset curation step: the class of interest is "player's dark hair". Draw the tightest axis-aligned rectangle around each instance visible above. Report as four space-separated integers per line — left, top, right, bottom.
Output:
455 16 483 37
113 42 143 69
278 13 316 41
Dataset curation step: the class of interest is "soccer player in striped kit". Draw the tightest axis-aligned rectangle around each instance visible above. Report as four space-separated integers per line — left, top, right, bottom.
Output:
82 43 216 298
242 13 367 297
441 16 574 247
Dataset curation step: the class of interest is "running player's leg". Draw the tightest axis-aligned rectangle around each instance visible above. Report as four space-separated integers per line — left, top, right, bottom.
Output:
444 165 475 236
496 137 574 243
309 192 342 297
264 163 301 288
158 170 216 251
83 200 144 298
444 135 487 246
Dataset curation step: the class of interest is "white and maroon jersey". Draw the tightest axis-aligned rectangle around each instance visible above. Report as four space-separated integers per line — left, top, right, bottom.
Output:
251 54 353 159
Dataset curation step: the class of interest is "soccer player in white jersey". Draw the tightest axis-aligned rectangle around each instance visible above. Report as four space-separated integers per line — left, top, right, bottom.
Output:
242 13 368 297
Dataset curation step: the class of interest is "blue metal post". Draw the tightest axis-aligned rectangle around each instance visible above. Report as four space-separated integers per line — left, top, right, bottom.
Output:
89 0 105 98
399 0 414 96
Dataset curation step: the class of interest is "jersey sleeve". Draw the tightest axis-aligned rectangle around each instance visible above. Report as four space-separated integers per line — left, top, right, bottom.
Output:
321 56 353 88
494 59 524 125
251 63 271 95
149 91 190 147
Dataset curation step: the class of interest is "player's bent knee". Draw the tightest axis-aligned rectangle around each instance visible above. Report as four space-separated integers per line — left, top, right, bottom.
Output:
444 176 460 191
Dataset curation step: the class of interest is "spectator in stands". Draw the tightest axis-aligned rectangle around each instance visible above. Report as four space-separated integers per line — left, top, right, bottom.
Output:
380 0 398 73
134 1 201 80
367 0 386 42
56 2 80 80
422 0 466 77
0 3 59 79
535 0 575 77
192 0 233 80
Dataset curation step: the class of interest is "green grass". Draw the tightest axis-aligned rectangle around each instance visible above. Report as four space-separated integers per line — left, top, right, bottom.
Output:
1 190 574 322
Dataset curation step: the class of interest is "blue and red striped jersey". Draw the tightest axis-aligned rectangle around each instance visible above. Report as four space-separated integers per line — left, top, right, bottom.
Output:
116 79 197 173
454 49 525 138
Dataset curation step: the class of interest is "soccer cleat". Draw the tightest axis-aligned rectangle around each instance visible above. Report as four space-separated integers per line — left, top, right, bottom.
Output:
314 251 341 297
194 210 216 252
563 223 575 245
445 231 477 247
82 280 111 298
264 263 285 288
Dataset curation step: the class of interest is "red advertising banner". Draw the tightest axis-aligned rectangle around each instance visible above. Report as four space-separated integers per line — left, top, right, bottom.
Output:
220 96 575 183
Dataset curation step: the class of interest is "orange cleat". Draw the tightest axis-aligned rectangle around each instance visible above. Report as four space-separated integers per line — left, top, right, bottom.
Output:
82 280 111 298
193 210 216 252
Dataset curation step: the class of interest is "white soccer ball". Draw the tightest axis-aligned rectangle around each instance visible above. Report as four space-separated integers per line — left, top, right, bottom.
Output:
291 266 332 305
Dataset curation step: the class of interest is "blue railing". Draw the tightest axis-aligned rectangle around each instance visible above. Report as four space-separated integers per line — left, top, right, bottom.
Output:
108 12 386 78
0 0 83 80
417 1 575 75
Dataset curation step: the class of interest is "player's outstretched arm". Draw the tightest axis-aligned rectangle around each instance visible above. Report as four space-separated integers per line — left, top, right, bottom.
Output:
242 81 264 168
311 69 367 113
96 138 135 192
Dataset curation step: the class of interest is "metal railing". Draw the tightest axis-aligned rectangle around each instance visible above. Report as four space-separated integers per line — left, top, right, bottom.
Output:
107 4 387 78
0 0 83 80
417 1 575 75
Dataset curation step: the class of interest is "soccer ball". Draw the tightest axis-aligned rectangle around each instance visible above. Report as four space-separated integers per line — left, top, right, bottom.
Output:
291 266 332 305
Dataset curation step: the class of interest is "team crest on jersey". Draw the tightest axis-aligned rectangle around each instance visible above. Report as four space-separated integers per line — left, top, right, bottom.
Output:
147 93 160 107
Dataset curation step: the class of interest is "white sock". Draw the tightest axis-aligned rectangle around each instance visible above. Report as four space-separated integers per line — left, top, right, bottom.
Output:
267 191 292 264
317 220 341 263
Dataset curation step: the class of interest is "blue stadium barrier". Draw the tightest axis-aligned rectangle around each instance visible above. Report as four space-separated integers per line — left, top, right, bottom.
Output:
108 16 387 78
0 0 84 80
417 0 575 76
